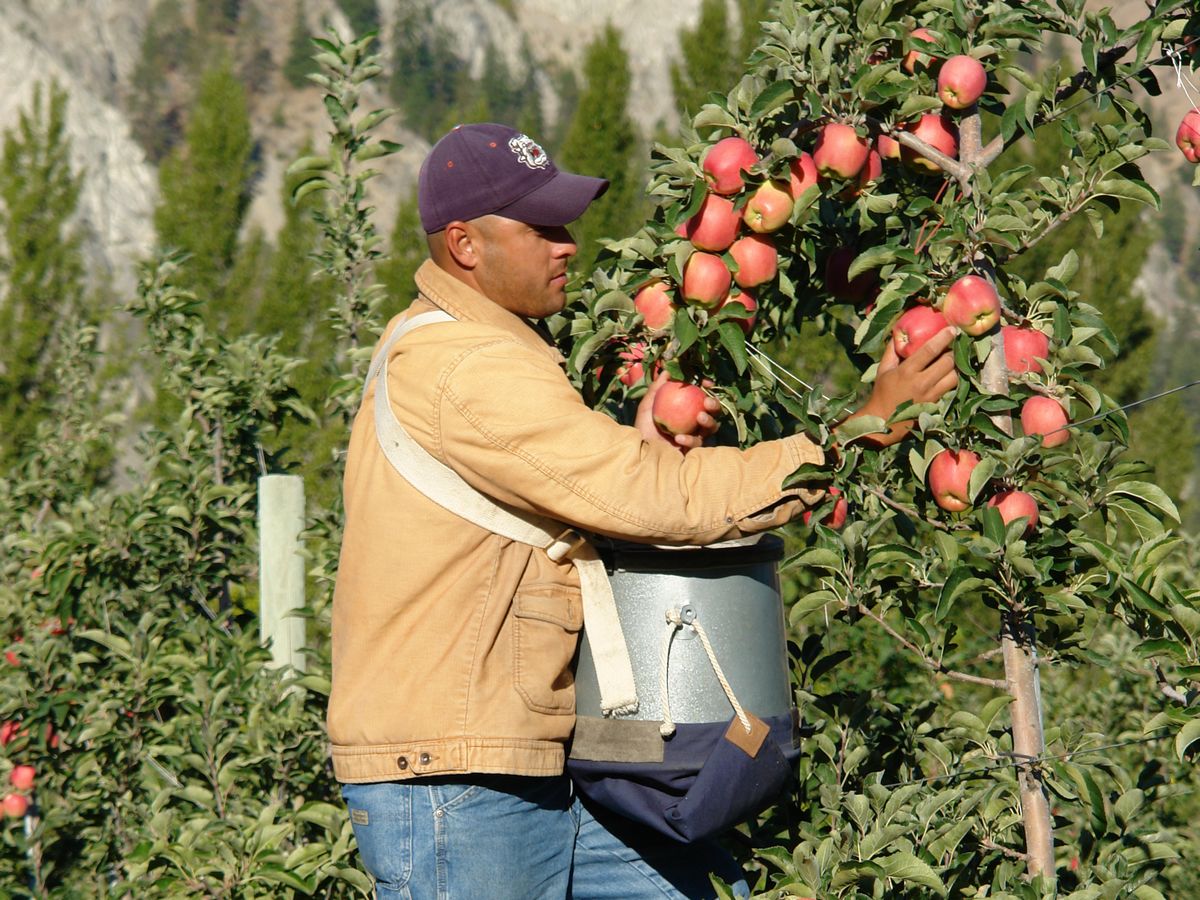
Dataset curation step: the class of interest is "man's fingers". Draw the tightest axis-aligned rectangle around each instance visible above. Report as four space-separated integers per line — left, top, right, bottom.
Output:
879 340 900 374
905 327 958 368
930 369 959 400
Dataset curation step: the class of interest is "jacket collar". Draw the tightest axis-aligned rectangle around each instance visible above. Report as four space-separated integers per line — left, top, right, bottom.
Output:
413 259 565 364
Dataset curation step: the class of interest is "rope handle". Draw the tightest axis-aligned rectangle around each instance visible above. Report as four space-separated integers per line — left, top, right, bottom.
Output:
658 605 752 739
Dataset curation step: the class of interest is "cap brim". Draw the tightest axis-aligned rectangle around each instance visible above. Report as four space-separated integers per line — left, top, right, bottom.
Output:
494 171 609 227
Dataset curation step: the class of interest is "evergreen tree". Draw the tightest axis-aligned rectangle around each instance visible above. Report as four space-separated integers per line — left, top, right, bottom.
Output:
284 1 320 89
391 7 470 141
735 0 771 63
671 0 739 119
0 82 86 464
126 0 198 163
557 26 644 274
338 0 380 37
154 58 255 324
376 188 426 310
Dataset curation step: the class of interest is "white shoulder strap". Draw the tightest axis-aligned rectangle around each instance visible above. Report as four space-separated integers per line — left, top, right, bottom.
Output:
368 309 638 717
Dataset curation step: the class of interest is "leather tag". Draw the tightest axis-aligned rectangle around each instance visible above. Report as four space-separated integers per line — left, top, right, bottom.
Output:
350 808 369 826
725 713 770 758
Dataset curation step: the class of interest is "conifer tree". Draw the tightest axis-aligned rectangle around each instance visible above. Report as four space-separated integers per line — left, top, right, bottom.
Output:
154 58 255 325
557 26 643 273
671 0 739 119
0 82 85 464
376 188 426 310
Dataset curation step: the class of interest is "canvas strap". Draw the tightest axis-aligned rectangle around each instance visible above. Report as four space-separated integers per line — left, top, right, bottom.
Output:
366 309 638 716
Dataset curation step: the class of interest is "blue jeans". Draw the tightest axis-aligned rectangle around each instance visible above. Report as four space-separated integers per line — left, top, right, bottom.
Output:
342 775 750 899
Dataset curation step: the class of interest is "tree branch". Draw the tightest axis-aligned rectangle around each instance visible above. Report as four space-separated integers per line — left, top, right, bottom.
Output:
864 486 952 532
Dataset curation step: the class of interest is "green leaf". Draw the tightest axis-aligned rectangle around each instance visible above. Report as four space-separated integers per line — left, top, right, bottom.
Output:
716 321 749 374
1175 719 1200 761
880 852 945 892
935 569 986 623
750 81 794 119
1106 481 1180 523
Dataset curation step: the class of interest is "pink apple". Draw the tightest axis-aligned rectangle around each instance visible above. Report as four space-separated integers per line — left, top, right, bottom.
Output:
653 380 709 436
743 181 794 233
902 114 959 173
988 489 1039 534
702 136 759 196
685 193 741 252
813 123 870 179
824 246 879 305
928 448 980 512
2 793 27 819
903 27 939 73
1021 396 1070 447
877 133 901 160
892 305 948 358
1176 109 1200 163
8 766 34 792
617 344 646 387
856 149 882 189
802 486 848 529
788 152 819 197
942 274 1001 336
729 234 777 288
1002 325 1050 375
937 55 987 109
634 281 675 331
682 252 732 309
720 288 758 334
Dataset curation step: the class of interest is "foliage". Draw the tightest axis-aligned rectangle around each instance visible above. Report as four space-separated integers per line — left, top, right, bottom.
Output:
551 0 1200 894
126 0 199 162
284 1 320 89
0 82 86 467
375 187 425 313
336 0 380 40
558 26 646 275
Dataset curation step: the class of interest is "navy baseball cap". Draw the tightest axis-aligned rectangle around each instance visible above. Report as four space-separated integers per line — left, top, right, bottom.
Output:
418 123 609 234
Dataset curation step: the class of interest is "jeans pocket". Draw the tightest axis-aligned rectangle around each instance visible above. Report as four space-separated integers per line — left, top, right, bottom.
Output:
342 782 413 893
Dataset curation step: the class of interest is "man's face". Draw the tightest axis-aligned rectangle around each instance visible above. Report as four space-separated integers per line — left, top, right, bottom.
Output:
469 216 578 319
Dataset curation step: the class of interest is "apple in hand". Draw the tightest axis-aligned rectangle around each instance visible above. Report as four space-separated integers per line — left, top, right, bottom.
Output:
685 193 741 251
653 380 709 436
682 252 731 308
928 449 980 512
901 114 959 173
903 27 939 73
1176 109 1200 163
634 282 675 331
720 288 758 334
813 123 870 179
892 305 949 358
1021 396 1070 447
1002 325 1050 374
988 489 1039 534
743 181 793 233
937 55 987 109
942 274 1000 335
802 486 848 529
702 136 759 195
729 234 777 288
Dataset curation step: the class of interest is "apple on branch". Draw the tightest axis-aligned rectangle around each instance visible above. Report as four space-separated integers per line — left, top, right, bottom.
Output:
988 489 1039 534
742 180 793 233
719 288 758 334
788 152 819 197
8 765 34 792
902 27 939 73
633 281 675 332
684 192 741 252
2 793 28 819
937 55 987 110
729 234 777 288
682 251 732 309
802 486 848 529
1020 395 1070 447
813 123 870 179
1002 325 1050 375
928 448 980 512
901 114 959 173
702 136 759 196
942 274 1001 336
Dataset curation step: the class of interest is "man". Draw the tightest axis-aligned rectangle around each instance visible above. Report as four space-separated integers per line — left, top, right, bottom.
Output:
328 123 958 899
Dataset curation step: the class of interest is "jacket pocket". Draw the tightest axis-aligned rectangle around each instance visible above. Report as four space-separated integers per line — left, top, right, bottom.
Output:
512 584 583 715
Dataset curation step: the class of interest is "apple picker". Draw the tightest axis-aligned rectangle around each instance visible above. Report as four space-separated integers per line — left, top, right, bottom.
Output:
328 122 958 899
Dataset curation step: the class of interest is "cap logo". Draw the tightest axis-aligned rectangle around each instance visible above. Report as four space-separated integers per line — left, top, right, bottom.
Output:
508 134 550 170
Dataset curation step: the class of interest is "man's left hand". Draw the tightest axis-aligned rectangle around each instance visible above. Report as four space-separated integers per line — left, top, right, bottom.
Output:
635 372 721 453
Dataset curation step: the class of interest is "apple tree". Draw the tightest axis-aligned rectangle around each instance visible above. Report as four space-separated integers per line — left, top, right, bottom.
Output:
551 1 1200 895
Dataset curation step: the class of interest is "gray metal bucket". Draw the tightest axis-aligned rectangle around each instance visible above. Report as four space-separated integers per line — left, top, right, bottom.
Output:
574 536 793 723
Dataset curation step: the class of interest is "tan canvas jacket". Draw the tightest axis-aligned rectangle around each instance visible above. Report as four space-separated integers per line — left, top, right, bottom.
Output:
327 259 827 783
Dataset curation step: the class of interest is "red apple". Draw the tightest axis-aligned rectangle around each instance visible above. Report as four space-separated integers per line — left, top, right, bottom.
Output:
942 274 1001 336
617 344 646 387
928 448 980 512
1021 396 1070 447
1176 109 1200 163
652 380 709 436
702 136 759 196
877 133 901 160
685 193 741 252
743 181 793 233
682 252 732 309
802 486 848 529
8 766 34 792
720 288 758 334
0 722 20 747
813 123 870 179
634 281 675 331
824 246 879 304
1002 325 1050 375
892 305 948 358
988 489 1039 534
788 152 819 197
856 149 882 189
937 55 987 109
2 793 27 819
903 27 939 73
729 234 777 288
901 114 959 173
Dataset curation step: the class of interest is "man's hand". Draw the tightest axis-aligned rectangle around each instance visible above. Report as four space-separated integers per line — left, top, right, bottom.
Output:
635 371 721 453
838 326 959 447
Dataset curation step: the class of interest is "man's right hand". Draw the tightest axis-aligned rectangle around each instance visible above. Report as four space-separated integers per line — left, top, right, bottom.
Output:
837 326 959 447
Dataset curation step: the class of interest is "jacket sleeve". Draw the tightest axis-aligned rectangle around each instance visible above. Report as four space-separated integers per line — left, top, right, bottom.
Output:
430 337 827 545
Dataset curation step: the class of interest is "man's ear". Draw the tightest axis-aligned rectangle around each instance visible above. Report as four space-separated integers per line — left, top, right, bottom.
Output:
444 221 479 270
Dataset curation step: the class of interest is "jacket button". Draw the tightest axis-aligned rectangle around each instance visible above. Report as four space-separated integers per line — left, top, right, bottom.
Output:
419 752 432 765
396 756 408 770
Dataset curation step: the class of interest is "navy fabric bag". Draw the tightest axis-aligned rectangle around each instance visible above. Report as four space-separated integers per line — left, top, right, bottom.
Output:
567 712 799 843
